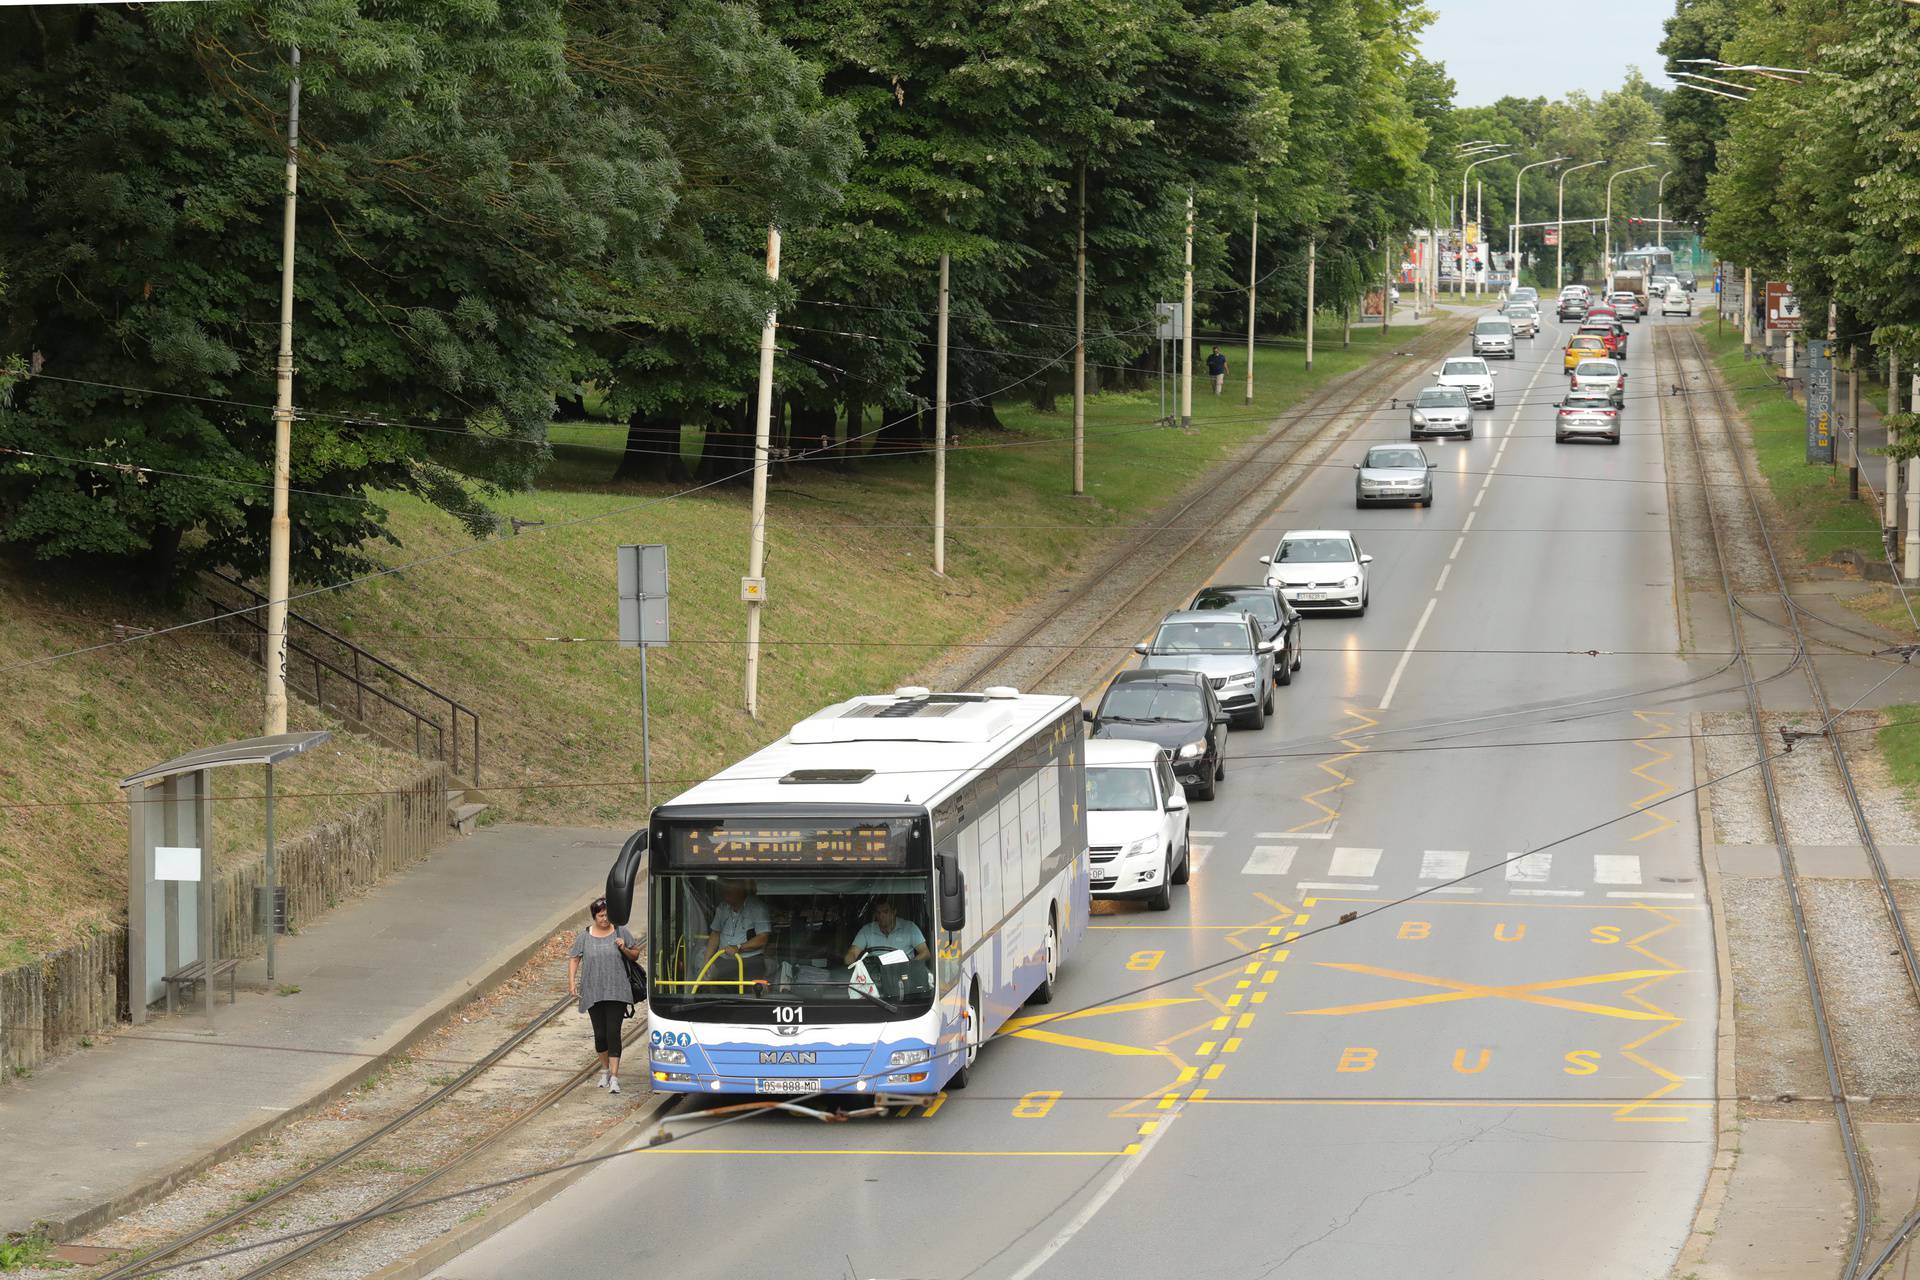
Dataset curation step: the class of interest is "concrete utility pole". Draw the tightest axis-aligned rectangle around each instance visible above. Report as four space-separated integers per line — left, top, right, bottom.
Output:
1848 351 1860 500
1888 353 1902 535
933 250 949 575
742 224 780 717
1475 180 1483 290
264 48 302 737
1743 266 1754 353
1244 198 1258 405
1181 192 1194 428
1655 171 1671 254
1909 370 1920 582
1381 221 1392 335
1073 166 1086 496
1305 238 1316 371
1557 159 1604 292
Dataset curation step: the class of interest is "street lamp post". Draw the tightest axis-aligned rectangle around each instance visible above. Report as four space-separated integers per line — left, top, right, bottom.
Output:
1460 152 1512 296
1655 170 1672 257
1603 163 1657 281
1512 156 1567 292
1556 159 1605 293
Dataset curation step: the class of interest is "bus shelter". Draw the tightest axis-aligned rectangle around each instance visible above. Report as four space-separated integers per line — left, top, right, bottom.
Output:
120 731 331 1025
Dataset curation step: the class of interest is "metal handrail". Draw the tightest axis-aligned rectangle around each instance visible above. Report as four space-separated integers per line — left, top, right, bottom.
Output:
202 571 481 782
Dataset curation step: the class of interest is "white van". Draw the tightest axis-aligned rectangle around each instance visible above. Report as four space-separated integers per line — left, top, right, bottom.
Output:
1660 284 1691 317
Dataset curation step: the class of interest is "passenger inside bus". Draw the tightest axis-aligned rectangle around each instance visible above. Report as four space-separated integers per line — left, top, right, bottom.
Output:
665 875 934 1001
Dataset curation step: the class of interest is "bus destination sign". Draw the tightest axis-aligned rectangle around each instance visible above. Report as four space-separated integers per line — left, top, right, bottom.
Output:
667 821 910 869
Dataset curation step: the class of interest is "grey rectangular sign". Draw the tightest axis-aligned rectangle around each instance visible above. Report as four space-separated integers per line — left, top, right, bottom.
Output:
617 544 669 648
1805 339 1835 464
1155 302 1183 342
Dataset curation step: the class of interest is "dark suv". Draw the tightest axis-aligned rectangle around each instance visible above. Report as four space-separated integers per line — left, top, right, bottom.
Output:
1085 670 1229 800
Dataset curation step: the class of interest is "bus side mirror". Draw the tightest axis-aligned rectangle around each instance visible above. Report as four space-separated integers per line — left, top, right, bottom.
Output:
937 854 967 933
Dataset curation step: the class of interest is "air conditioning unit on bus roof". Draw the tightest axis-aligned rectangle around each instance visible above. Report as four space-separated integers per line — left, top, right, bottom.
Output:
788 691 1019 745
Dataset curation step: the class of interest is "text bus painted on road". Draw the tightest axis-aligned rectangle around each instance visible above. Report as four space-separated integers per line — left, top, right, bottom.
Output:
643 687 1090 1097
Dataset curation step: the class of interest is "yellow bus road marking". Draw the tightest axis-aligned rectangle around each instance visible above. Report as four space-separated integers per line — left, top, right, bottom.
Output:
1001 997 1200 1034
1009 1027 1181 1058
1289 707 1378 831
1303 895 1705 913
1187 1097 1710 1111
1290 963 1685 1020
1629 710 1680 841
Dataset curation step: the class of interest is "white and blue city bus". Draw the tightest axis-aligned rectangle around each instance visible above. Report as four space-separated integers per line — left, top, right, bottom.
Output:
645 686 1090 1099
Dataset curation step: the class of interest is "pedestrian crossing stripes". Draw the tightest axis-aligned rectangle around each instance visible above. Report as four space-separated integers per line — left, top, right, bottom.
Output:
1210 843 1694 900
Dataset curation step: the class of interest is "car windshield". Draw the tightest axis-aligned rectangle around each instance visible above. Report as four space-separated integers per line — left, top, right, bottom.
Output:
1153 620 1250 653
1572 337 1606 349
1416 388 1468 408
1192 590 1277 624
650 872 934 1014
1087 766 1157 812
1475 320 1511 334
1099 684 1206 722
1442 360 1485 377
1276 537 1356 564
1366 448 1426 469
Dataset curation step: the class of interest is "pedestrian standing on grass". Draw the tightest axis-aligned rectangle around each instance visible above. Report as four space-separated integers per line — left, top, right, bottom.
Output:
568 896 641 1094
1207 346 1228 395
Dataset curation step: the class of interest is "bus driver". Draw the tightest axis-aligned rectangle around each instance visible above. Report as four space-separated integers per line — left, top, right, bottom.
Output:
843 896 930 967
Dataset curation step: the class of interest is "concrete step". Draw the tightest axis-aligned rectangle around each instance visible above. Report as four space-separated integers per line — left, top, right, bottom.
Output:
450 802 490 836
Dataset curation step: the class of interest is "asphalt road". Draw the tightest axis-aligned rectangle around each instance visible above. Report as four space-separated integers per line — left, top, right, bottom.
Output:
432 303 1718 1280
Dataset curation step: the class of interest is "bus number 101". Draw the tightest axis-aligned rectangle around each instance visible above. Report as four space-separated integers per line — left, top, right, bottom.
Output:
774 1005 805 1024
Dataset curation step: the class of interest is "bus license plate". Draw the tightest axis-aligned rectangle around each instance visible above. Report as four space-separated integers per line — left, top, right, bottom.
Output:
758 1078 820 1095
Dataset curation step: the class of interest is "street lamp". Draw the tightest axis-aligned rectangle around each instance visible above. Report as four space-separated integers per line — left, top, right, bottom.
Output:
1655 170 1672 258
1512 156 1567 292
1460 152 1513 295
1604 162 1657 279
1556 159 1605 292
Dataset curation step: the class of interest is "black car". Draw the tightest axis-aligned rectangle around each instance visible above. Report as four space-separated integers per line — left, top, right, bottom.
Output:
1557 294 1589 322
1084 670 1229 800
1187 584 1304 687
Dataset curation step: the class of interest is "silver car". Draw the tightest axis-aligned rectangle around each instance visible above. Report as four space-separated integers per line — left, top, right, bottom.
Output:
1355 444 1435 507
1133 611 1278 728
1409 385 1474 439
1555 387 1621 444
1570 357 1627 406
1506 303 1540 338
1472 317 1516 359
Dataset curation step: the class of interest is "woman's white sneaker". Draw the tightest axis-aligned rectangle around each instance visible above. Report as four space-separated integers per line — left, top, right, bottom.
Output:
609 1077 621 1094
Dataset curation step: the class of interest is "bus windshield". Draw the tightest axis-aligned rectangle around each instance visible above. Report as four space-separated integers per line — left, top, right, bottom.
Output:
650 872 936 1019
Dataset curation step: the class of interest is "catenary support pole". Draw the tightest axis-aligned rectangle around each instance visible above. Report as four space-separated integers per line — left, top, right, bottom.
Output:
1848 352 1860 500
1888 353 1902 535
933 249 949 575
1244 197 1257 404
743 224 780 717
1742 267 1753 354
1475 180 1483 291
1181 192 1194 428
265 48 302 736
264 764 277 981
1305 238 1316 371
1381 223 1392 335
1909 371 1920 581
1073 166 1086 495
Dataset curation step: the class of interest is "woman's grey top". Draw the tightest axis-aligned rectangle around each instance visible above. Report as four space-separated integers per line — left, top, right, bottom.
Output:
570 925 639 1012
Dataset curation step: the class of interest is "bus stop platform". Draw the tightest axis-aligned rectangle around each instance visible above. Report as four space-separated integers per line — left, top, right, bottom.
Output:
0 824 627 1241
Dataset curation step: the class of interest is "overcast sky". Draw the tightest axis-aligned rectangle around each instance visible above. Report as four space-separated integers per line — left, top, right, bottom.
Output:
1420 0 1675 105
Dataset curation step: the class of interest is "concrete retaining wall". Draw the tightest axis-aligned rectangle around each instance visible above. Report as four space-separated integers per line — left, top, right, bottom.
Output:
1 763 447 1081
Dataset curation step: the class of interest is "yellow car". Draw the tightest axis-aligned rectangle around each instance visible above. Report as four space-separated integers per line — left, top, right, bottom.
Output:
1564 334 1610 373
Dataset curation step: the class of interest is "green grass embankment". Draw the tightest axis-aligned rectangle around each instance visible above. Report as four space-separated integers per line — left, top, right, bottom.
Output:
295 325 1427 833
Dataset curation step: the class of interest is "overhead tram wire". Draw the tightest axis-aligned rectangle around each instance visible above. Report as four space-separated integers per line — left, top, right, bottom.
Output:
109 709 1877 1280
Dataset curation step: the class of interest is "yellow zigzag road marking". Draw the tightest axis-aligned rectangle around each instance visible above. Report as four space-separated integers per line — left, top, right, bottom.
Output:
1629 709 1680 842
1614 903 1690 1120
1289 706 1379 833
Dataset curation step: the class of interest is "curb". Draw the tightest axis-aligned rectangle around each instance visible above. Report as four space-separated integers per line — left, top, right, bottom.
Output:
1674 710 1740 1273
365 1093 677 1280
41 893 594 1244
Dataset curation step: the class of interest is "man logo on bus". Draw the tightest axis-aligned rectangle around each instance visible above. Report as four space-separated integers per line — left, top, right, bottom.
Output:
760 1050 818 1065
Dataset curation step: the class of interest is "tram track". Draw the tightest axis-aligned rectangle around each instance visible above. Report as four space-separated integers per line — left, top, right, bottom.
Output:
103 985 648 1280
950 313 1473 696
1664 322 1920 1278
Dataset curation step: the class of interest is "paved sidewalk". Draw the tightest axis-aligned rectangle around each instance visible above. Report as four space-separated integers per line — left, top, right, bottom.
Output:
0 823 630 1239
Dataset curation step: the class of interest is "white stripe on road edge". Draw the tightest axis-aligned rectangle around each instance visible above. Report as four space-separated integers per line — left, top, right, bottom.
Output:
1607 891 1697 899
1241 845 1298 876
1512 888 1586 897
1420 850 1470 880
1435 564 1452 593
1189 843 1213 869
1298 882 1378 892
1462 511 1477 532
1432 887 1481 894
1263 831 1332 839
1593 854 1643 885
1449 536 1465 560
1004 1090 1181 1280
1191 831 1228 838
1329 847 1383 878
1506 852 1552 883
1377 596 1437 712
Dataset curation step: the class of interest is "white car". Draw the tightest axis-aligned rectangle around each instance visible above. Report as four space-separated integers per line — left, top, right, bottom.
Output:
1085 738 1190 910
1260 528 1373 616
1432 356 1498 408
1570 357 1628 406
1660 285 1692 317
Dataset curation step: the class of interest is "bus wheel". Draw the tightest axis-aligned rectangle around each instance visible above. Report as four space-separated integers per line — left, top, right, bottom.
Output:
1030 911 1059 1006
950 985 981 1090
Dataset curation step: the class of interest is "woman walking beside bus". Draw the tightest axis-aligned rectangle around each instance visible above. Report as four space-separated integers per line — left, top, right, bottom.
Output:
568 897 642 1093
